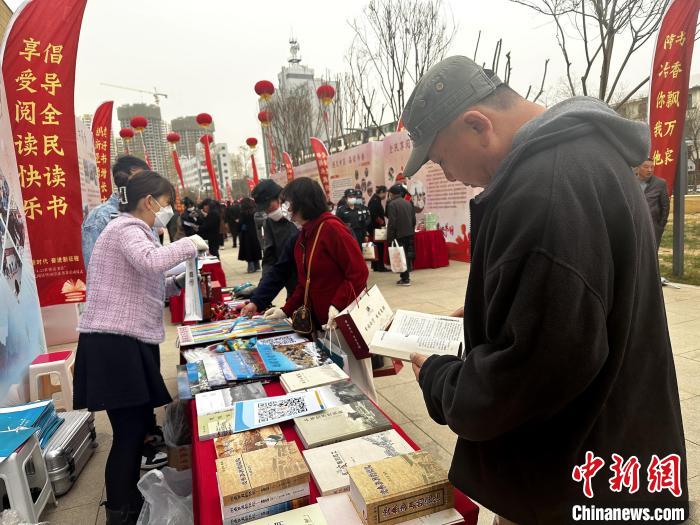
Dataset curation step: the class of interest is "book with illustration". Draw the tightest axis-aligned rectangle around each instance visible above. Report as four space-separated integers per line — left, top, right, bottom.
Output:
195 382 267 440
214 425 285 459
177 317 293 347
281 363 350 393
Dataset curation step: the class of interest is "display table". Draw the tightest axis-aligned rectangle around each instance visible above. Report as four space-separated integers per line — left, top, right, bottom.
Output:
169 260 227 323
382 230 449 270
189 381 479 525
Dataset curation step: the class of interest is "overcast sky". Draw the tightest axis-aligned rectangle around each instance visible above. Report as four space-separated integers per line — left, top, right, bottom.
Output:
5 0 699 159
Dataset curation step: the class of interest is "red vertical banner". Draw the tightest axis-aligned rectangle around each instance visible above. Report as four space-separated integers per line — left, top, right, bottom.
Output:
648 0 699 195
265 126 277 174
251 154 259 186
282 151 294 183
200 134 221 200
171 150 185 192
310 137 331 200
2 0 89 306
91 101 113 202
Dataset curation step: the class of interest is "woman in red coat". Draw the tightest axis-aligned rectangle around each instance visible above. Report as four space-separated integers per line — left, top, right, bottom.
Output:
264 177 368 327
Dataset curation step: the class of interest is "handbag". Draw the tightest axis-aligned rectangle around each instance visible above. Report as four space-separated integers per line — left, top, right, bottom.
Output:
388 240 408 273
362 242 377 261
374 228 387 241
291 222 326 334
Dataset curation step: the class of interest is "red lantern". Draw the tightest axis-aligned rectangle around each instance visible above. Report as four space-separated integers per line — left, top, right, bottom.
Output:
316 84 336 106
166 132 181 144
246 137 258 148
119 127 134 140
257 110 273 127
199 134 214 145
130 116 148 131
196 112 213 129
254 80 275 101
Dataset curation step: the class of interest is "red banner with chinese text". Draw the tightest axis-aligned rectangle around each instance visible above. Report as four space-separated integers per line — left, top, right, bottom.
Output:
310 137 331 200
648 0 699 195
282 151 294 184
91 101 113 202
2 0 88 306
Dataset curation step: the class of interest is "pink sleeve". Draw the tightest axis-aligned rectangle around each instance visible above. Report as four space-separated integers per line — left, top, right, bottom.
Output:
122 226 197 274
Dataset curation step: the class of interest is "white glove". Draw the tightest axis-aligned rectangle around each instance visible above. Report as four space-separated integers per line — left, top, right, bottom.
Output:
188 234 208 253
263 307 287 320
174 272 186 290
322 305 340 331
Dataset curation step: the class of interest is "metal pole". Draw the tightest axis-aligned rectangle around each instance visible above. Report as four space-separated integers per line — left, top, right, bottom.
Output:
672 141 688 277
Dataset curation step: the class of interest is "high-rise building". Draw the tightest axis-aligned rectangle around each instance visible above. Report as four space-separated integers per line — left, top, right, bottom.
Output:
171 116 216 159
214 143 231 197
180 156 202 194
116 103 170 180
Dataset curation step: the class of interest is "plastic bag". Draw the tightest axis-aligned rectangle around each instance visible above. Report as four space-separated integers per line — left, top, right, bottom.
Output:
184 257 203 322
361 242 377 261
163 401 191 447
374 228 387 241
136 467 193 525
388 240 407 273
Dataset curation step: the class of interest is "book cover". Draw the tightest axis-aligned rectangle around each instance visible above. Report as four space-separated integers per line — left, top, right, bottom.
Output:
196 383 267 440
225 497 311 525
258 342 330 373
348 451 454 525
216 442 310 509
225 349 277 380
313 381 368 409
241 502 327 525
303 429 414 496
369 331 462 362
214 425 285 459
294 400 392 449
177 318 292 347
222 483 309 520
281 363 350 393
176 365 192 400
232 390 325 433
185 361 208 395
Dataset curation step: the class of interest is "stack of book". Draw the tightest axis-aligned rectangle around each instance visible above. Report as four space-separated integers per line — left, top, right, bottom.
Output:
195 383 267 440
177 318 294 348
214 424 285 459
280 363 349 393
216 441 310 525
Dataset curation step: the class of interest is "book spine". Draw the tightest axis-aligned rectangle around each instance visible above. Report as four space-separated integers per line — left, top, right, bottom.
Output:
223 496 310 525
221 482 310 519
366 483 455 525
221 473 310 507
336 315 371 360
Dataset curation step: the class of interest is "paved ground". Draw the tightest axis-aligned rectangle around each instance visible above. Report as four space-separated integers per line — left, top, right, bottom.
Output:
42 241 700 524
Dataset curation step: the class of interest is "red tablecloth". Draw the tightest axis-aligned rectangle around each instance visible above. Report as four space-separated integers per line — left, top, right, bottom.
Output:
169 261 227 324
190 382 479 525
382 230 449 270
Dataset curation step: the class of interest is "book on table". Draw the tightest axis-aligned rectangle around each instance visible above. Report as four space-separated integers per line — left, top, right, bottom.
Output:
302 429 414 496
176 317 293 347
347 451 454 525
195 382 267 440
216 441 310 521
369 309 464 362
280 363 349 393
242 503 328 524
214 424 285 459
230 390 325 434
294 399 392 449
257 341 332 373
312 381 368 409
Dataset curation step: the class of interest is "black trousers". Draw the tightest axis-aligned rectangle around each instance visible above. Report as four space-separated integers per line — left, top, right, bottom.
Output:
105 404 153 509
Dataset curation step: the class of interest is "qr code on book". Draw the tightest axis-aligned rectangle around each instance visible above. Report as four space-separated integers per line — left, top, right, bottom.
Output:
256 396 309 424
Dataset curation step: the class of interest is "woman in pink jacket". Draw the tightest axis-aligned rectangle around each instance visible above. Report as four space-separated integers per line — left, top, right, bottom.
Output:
73 172 207 525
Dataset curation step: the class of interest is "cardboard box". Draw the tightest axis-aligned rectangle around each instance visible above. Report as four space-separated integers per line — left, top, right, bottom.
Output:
167 444 192 471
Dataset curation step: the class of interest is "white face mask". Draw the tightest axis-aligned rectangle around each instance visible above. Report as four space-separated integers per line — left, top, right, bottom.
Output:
149 197 174 228
347 198 357 205
267 207 285 222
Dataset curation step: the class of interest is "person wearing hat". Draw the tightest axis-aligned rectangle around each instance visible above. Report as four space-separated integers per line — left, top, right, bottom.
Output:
404 56 686 523
386 184 416 286
336 188 371 246
251 180 298 290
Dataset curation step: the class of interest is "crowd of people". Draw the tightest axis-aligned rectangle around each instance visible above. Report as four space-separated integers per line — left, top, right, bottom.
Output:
75 53 687 525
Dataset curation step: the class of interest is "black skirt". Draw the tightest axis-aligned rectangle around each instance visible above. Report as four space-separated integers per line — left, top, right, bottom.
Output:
73 333 172 412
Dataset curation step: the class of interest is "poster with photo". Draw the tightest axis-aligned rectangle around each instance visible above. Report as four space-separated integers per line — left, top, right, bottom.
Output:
293 161 320 183
76 117 101 217
327 142 384 204
383 131 481 262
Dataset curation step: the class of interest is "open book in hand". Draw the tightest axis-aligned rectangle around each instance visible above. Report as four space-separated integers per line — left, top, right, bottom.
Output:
369 309 464 362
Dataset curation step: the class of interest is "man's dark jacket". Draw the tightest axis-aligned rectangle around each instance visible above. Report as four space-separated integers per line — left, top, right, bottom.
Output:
250 231 299 309
642 174 670 248
368 194 386 233
261 217 298 295
386 196 416 243
418 97 687 524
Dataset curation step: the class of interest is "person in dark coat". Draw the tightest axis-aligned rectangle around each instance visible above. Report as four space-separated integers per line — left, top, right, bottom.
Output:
180 197 201 237
386 184 416 286
237 197 262 273
367 186 389 272
225 200 241 248
635 158 670 250
197 198 221 258
336 188 371 246
404 56 686 523
262 178 368 328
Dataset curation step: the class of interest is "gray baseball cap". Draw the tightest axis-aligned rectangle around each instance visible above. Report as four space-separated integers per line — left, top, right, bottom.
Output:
401 56 503 178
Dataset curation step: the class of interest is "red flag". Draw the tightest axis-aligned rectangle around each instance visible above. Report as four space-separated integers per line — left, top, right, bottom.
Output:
265 126 277 174
282 151 294 183
91 101 113 202
310 137 331 199
171 150 185 192
251 154 259 185
3 0 89 306
648 0 699 195
201 135 221 200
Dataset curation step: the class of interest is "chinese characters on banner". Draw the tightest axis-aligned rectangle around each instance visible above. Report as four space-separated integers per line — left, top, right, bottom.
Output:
2 0 89 306
310 137 331 200
91 101 113 202
282 151 294 183
648 0 699 195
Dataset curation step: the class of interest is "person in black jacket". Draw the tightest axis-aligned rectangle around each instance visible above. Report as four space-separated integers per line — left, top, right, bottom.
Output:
402 56 687 524
225 200 241 248
251 180 298 291
197 198 221 258
635 158 670 250
237 197 261 273
180 197 201 237
368 186 389 272
386 184 416 286
336 188 371 246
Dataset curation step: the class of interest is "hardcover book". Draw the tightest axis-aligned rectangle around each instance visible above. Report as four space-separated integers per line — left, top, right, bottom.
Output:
294 400 392 449
214 425 285 459
280 363 349 393
216 442 310 518
302 429 414 495
347 451 454 525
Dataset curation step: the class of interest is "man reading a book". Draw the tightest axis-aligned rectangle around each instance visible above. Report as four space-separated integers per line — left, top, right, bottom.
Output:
402 56 687 524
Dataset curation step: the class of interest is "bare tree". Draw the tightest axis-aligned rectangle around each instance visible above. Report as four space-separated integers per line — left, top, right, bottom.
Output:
266 84 319 166
346 0 456 128
687 107 700 190
510 0 669 107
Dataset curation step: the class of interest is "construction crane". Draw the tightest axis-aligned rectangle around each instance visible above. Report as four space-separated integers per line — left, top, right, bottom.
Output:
100 83 168 105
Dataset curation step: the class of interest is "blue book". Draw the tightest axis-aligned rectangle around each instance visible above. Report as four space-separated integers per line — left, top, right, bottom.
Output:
256 342 301 373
